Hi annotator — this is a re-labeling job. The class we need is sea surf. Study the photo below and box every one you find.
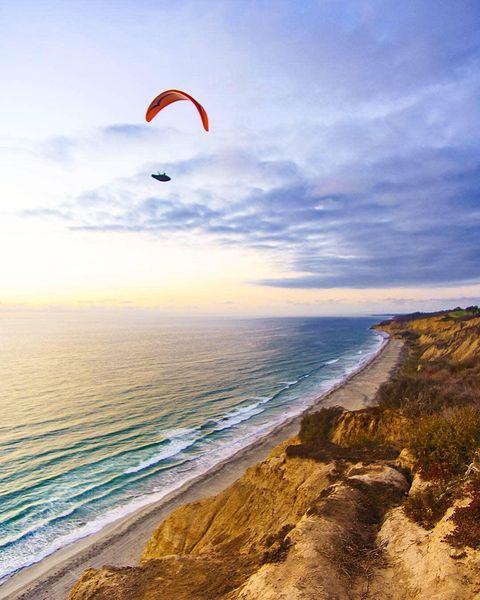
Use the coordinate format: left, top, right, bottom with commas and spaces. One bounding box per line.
0, 314, 387, 581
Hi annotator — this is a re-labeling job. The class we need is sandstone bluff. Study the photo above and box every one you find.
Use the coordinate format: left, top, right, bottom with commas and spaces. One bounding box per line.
68, 309, 480, 600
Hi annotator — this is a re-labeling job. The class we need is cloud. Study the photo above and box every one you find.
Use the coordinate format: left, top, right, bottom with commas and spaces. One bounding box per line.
102, 124, 151, 138
383, 296, 480, 306
23, 138, 480, 290
15, 1, 480, 291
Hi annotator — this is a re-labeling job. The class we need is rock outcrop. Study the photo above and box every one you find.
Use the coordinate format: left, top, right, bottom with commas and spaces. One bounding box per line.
232, 463, 409, 600
377, 313, 480, 363
331, 407, 409, 448
68, 443, 409, 600
368, 490, 480, 600
69, 310, 480, 600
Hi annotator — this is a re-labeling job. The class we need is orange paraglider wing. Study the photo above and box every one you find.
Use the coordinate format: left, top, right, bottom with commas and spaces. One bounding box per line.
145, 89, 209, 131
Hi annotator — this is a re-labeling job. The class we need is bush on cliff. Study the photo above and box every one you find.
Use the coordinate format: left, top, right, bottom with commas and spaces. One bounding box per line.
408, 406, 480, 480
377, 373, 444, 416
298, 406, 344, 449
403, 483, 455, 529
377, 353, 480, 419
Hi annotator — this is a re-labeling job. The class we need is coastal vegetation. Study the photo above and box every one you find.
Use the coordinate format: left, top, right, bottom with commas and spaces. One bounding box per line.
67, 308, 480, 599
290, 308, 480, 548
297, 406, 344, 449
448, 305, 480, 319
376, 311, 480, 543
286, 405, 400, 462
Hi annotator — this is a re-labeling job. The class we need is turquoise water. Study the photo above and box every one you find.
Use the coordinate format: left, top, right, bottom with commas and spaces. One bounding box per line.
0, 313, 386, 580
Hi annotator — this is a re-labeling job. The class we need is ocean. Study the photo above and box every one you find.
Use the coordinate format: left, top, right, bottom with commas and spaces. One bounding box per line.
0, 313, 386, 580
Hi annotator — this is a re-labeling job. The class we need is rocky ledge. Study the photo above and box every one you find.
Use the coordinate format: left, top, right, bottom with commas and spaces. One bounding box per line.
69, 308, 480, 599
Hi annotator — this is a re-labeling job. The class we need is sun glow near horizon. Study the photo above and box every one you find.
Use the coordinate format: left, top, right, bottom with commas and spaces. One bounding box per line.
1, 1, 479, 316
2, 213, 479, 316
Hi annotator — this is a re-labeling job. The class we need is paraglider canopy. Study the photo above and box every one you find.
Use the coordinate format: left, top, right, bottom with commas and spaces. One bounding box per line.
145, 89, 209, 131
151, 172, 171, 182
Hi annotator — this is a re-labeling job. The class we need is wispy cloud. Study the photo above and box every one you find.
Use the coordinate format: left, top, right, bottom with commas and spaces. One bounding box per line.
11, 1, 480, 292
24, 139, 480, 289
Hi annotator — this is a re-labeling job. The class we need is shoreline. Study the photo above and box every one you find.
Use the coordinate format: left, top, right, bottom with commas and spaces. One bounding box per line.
0, 333, 403, 600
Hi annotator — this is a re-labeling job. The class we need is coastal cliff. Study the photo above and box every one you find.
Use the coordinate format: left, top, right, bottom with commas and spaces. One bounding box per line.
376, 310, 480, 362
68, 443, 409, 600
69, 309, 480, 600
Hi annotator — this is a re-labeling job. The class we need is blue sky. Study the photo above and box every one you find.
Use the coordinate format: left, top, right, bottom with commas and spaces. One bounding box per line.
1, 1, 479, 315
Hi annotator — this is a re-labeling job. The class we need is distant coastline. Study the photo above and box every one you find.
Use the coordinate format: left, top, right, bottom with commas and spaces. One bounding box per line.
65, 308, 480, 600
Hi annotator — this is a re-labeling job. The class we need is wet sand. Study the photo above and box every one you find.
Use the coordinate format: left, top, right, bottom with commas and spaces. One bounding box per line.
0, 336, 403, 600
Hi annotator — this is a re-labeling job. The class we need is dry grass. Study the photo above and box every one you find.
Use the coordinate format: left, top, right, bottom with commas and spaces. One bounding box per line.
408, 406, 480, 481
298, 406, 344, 449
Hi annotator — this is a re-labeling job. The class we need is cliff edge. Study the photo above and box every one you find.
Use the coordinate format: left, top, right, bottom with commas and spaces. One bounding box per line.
69, 309, 480, 599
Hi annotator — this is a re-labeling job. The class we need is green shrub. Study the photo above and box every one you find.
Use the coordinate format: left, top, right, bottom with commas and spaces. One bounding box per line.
404, 483, 455, 529
298, 406, 344, 450
408, 406, 480, 480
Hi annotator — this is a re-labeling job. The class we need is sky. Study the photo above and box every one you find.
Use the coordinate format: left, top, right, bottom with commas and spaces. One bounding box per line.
1, 0, 479, 316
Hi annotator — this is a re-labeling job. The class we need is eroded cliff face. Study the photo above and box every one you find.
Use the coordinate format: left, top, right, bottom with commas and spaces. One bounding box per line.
377, 314, 480, 363
69, 312, 480, 600
68, 415, 480, 600
142, 440, 332, 561
68, 441, 409, 600
368, 492, 480, 600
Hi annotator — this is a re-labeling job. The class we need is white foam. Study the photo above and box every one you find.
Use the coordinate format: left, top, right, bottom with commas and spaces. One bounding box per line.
213, 403, 264, 432
0, 504, 78, 550
123, 428, 198, 475
0, 330, 391, 583
124, 440, 195, 474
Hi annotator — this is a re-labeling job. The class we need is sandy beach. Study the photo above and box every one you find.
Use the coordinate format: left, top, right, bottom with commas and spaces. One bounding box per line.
0, 335, 403, 600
